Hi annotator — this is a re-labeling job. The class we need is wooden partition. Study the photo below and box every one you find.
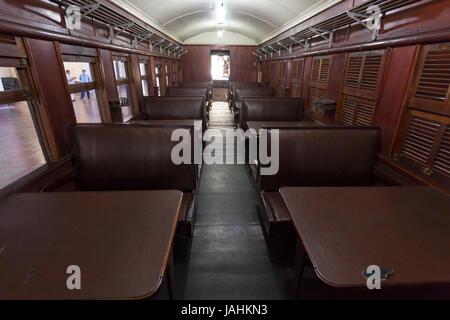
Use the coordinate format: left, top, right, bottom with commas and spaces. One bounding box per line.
0, 0, 182, 197
257, 0, 450, 194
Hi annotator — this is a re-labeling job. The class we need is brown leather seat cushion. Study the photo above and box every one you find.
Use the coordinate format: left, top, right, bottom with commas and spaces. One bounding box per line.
72, 124, 196, 191
240, 97, 304, 130
261, 192, 291, 222
259, 126, 380, 190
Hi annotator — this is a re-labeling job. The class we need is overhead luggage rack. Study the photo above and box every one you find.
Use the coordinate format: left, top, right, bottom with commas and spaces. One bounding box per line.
253, 0, 420, 59
51, 0, 187, 57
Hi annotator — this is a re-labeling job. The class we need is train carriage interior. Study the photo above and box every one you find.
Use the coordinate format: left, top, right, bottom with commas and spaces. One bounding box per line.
0, 0, 449, 305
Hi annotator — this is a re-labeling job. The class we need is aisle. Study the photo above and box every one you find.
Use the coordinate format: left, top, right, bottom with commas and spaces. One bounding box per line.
177, 102, 289, 299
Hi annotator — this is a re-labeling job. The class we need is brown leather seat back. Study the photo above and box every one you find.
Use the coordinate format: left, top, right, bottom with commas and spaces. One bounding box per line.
234, 87, 275, 104
230, 82, 262, 100
72, 124, 196, 191
165, 87, 208, 99
240, 98, 304, 130
259, 126, 380, 190
175, 81, 211, 88
143, 96, 205, 120
173, 82, 212, 100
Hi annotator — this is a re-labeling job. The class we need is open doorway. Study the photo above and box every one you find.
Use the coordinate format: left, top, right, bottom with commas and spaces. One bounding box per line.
210, 50, 230, 80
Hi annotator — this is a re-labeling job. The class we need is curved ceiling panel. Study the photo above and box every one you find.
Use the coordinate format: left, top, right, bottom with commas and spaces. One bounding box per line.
165, 11, 275, 42
111, 0, 343, 44
184, 31, 257, 45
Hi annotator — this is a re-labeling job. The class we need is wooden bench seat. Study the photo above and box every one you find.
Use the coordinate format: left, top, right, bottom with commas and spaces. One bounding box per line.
42, 124, 199, 237
257, 126, 380, 237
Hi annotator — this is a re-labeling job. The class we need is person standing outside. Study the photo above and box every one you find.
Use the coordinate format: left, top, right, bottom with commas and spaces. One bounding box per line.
66, 70, 76, 102
79, 69, 91, 100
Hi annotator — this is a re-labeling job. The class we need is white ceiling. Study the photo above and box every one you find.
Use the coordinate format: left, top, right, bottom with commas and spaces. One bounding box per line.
110, 0, 342, 45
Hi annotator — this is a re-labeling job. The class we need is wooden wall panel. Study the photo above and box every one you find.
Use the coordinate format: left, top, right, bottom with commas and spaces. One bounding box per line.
182, 45, 257, 82
301, 57, 313, 100
229, 46, 257, 82
327, 53, 345, 102
182, 46, 212, 81
25, 38, 75, 157
129, 54, 141, 114
98, 49, 118, 101
373, 45, 418, 155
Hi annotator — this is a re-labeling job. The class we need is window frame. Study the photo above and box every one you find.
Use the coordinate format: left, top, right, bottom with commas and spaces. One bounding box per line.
139, 56, 152, 97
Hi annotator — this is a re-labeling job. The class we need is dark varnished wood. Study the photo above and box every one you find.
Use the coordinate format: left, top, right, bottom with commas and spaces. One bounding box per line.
280, 186, 450, 288
247, 120, 319, 132
0, 190, 182, 299
24, 38, 75, 157
182, 45, 257, 82
374, 45, 418, 155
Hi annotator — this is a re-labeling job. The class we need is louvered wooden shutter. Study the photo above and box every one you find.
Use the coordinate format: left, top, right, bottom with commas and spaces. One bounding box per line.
409, 42, 450, 116
392, 42, 450, 191
269, 62, 278, 88
308, 56, 330, 111
311, 56, 330, 88
393, 110, 449, 189
290, 58, 304, 98
309, 87, 327, 116
277, 61, 287, 96
338, 50, 387, 126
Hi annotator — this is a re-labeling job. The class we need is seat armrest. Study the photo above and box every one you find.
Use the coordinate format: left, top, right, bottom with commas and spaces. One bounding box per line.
40, 170, 77, 192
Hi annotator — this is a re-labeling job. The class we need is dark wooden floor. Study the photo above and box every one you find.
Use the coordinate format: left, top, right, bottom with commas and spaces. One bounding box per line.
171, 102, 449, 300
174, 102, 292, 299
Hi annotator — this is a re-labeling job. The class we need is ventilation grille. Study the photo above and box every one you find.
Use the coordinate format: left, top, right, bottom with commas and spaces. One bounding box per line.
361, 55, 383, 91
310, 88, 327, 113
292, 59, 304, 81
354, 100, 375, 126
340, 96, 375, 126
415, 49, 450, 102
341, 97, 357, 126
401, 116, 440, 166
292, 61, 298, 80
344, 53, 383, 93
319, 58, 330, 83
345, 56, 363, 88
312, 58, 320, 82
433, 126, 450, 175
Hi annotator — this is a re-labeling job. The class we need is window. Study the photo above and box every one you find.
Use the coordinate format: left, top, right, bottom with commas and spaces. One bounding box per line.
392, 42, 450, 191
337, 50, 387, 126
0, 59, 47, 189
63, 55, 104, 123
139, 59, 151, 97
210, 54, 230, 80
113, 56, 133, 122
165, 62, 170, 87
155, 61, 162, 96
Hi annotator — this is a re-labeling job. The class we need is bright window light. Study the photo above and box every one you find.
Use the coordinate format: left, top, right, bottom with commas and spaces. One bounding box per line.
218, 30, 223, 37
216, 1, 226, 24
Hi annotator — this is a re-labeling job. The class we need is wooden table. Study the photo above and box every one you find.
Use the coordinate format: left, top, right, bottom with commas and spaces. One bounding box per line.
280, 186, 450, 293
247, 120, 319, 133
0, 190, 182, 299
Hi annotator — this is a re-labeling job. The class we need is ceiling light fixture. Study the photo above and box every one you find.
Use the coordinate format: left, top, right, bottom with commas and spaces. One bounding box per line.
216, 0, 226, 25
218, 29, 223, 37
